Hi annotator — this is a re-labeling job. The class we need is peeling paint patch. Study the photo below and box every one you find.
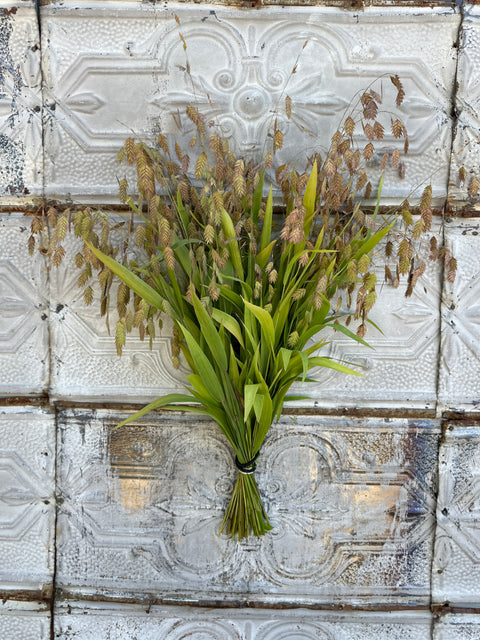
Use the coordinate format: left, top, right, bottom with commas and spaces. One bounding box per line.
0, 9, 26, 196
0, 133, 25, 194
0, 7, 14, 88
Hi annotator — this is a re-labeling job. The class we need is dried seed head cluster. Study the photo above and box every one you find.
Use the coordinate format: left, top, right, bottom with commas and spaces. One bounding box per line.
29, 75, 454, 357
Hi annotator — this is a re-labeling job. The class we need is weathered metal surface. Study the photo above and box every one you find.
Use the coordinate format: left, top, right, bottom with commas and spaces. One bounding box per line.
439, 218, 480, 414
448, 6, 480, 211
433, 422, 480, 608
434, 613, 480, 639
40, 1, 458, 204
0, 214, 49, 397
55, 409, 439, 607
54, 602, 434, 639
0, 2, 42, 203
0, 407, 55, 596
0, 600, 50, 640
2, 0, 480, 635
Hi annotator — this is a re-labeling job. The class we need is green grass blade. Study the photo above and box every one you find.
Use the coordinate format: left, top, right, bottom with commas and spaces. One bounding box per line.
260, 187, 273, 253
211, 308, 245, 348
243, 299, 275, 353
86, 242, 164, 311
303, 159, 317, 238
115, 393, 198, 429
244, 383, 260, 422
179, 324, 225, 403
353, 219, 395, 261
308, 356, 363, 376
324, 322, 373, 349
191, 289, 228, 371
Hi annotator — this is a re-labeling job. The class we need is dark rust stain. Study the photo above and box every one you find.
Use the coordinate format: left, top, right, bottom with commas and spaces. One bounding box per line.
52, 399, 436, 420
6, 191, 474, 220
0, 585, 52, 602
0, 395, 50, 408
2, 7, 17, 16
162, 0, 454, 8
446, 202, 480, 218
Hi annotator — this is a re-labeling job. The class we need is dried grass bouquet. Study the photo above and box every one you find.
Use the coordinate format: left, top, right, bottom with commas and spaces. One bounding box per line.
30, 76, 455, 539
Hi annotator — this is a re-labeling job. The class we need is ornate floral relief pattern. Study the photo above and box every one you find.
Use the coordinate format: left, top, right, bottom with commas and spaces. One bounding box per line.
289, 251, 441, 409
56, 410, 438, 605
0, 600, 50, 640
0, 408, 55, 592
53, 601, 433, 640
448, 9, 480, 204
49, 244, 186, 401
41, 3, 458, 201
0, 215, 49, 396
439, 220, 480, 411
433, 424, 480, 607
0, 5, 42, 198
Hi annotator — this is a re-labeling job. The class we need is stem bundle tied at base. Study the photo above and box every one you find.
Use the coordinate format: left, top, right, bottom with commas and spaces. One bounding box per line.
221, 469, 272, 540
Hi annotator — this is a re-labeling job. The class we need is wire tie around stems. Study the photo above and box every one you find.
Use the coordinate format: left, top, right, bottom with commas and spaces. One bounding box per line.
235, 451, 260, 474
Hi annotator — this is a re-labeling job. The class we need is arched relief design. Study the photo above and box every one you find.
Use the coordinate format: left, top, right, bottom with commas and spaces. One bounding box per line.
255, 620, 334, 640
56, 411, 438, 602
164, 619, 242, 640
41, 4, 458, 201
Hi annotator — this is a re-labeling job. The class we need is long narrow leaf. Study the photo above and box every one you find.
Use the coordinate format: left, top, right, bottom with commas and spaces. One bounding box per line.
86, 242, 164, 311
179, 324, 225, 403
353, 219, 395, 261
260, 187, 273, 252
115, 393, 198, 429
243, 299, 275, 353
211, 308, 245, 348
308, 356, 363, 376
191, 289, 228, 371
303, 159, 317, 238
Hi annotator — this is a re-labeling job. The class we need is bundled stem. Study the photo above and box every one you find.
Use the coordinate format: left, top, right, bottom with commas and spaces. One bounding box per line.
221, 471, 272, 540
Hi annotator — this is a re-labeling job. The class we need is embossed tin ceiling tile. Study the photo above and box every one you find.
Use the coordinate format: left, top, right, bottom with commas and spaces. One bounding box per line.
48, 235, 186, 402
0, 407, 55, 595
54, 601, 434, 640
433, 423, 480, 608
438, 219, 480, 414
0, 600, 50, 640
40, 2, 459, 204
0, 2, 42, 202
289, 223, 442, 411
48, 218, 442, 409
434, 613, 480, 640
0, 215, 49, 396
56, 409, 439, 606
448, 6, 480, 210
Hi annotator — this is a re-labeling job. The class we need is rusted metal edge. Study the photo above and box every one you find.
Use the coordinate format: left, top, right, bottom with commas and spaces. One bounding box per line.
0, 202, 451, 215
441, 414, 480, 425
53, 588, 433, 612
0, 395, 459, 420
0, 395, 50, 408
431, 603, 480, 616
37, 0, 458, 7
0, 586, 53, 603
49, 399, 437, 419
5, 396, 477, 421
446, 202, 480, 218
